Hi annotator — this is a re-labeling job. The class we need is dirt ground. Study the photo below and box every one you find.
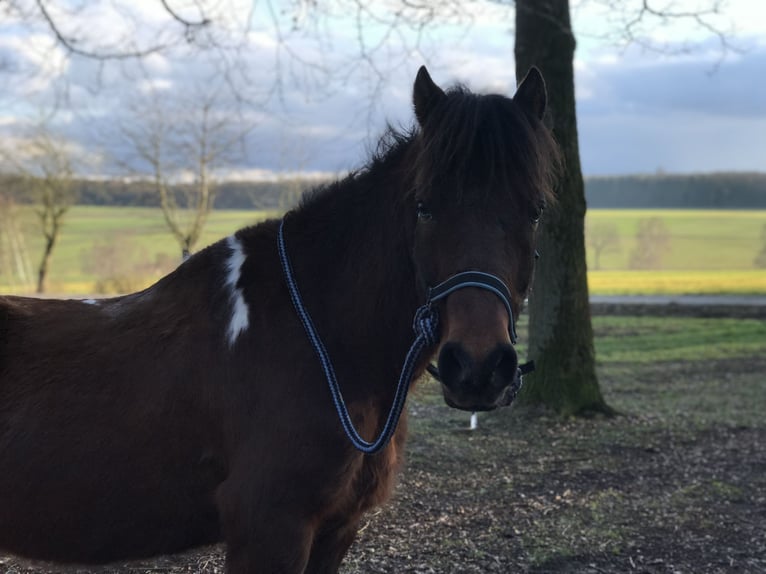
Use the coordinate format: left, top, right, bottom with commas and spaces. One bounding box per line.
2, 306, 764, 574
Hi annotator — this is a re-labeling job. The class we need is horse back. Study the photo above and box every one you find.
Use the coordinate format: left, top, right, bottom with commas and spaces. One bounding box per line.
0, 277, 228, 561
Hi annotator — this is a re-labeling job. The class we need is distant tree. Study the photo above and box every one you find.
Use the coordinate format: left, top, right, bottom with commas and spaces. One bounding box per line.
754, 224, 766, 269
586, 221, 621, 270
0, 189, 34, 289
0, 196, 11, 279
629, 217, 671, 269
2, 0, 216, 61
0, 127, 77, 293
81, 236, 177, 294
31, 132, 78, 292
121, 89, 250, 259
278, 179, 307, 212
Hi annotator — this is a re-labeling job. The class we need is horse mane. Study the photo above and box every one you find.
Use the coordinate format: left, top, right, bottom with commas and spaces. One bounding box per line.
296, 126, 415, 213
296, 82, 560, 222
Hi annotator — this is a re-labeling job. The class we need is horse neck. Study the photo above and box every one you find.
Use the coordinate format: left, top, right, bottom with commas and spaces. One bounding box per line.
285, 158, 419, 388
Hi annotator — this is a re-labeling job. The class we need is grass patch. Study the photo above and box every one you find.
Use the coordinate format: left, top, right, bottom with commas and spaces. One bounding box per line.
593, 315, 766, 363
0, 206, 274, 294
587, 209, 766, 271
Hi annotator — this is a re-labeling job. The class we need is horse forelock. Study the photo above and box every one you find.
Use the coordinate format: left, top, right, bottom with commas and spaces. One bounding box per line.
412, 87, 560, 211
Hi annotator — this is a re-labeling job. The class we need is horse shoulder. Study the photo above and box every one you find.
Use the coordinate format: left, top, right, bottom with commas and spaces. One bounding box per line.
354, 415, 408, 514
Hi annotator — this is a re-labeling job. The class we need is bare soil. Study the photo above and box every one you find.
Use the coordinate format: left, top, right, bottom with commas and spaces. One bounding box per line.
2, 306, 765, 574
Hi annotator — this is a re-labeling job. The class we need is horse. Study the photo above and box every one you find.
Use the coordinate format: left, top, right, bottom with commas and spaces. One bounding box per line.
0, 66, 559, 573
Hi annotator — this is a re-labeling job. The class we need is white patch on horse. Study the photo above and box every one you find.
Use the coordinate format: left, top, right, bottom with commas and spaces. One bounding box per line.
81, 299, 99, 305
225, 235, 250, 346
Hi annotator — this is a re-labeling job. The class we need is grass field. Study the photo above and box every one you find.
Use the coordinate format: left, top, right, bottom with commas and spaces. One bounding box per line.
1, 206, 765, 295
0, 206, 275, 294
587, 209, 765, 270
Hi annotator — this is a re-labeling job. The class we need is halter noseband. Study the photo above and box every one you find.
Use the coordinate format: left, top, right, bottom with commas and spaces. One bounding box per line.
424, 271, 534, 389
427, 270, 518, 344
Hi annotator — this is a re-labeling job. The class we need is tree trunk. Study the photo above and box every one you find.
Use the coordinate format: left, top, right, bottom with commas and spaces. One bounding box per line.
36, 235, 55, 294
515, 0, 612, 416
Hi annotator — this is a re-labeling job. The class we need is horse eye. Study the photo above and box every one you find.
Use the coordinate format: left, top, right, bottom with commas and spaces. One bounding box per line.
416, 201, 433, 221
535, 250, 541, 260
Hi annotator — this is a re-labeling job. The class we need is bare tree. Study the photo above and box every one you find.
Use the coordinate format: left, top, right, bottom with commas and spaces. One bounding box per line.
629, 217, 671, 269
0, 195, 24, 284
0, 193, 34, 289
2, 0, 222, 61
0, 127, 77, 293
755, 224, 766, 269
80, 234, 176, 294
587, 221, 621, 270
121, 89, 250, 259
32, 132, 76, 293
589, 0, 739, 67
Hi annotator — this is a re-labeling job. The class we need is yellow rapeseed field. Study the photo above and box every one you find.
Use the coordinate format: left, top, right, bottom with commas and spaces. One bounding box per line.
588, 270, 766, 295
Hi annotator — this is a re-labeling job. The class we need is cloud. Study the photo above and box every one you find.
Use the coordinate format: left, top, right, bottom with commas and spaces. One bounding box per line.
580, 110, 766, 175
576, 42, 766, 174
579, 44, 766, 117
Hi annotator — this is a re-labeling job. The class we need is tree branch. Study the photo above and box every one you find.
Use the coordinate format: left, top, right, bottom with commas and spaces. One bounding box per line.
35, 0, 172, 60
159, 0, 211, 29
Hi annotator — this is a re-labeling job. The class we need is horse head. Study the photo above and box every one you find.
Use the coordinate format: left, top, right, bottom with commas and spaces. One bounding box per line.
410, 66, 558, 411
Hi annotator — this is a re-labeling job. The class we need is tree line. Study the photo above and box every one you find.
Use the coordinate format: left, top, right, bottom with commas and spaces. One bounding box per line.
586, 172, 766, 209
3, 171, 765, 211
0, 174, 314, 211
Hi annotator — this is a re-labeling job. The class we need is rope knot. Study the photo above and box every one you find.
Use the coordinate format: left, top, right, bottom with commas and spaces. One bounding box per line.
413, 304, 439, 347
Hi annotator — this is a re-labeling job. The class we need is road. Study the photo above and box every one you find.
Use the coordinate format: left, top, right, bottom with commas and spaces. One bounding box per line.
590, 295, 766, 306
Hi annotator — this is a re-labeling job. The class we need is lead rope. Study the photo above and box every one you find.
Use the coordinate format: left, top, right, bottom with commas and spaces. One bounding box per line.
278, 219, 440, 455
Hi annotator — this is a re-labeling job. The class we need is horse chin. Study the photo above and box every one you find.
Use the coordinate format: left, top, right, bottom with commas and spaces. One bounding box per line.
440, 386, 502, 412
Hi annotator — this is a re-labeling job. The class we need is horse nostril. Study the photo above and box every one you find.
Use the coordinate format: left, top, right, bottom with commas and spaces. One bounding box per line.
437, 342, 473, 388
486, 345, 518, 386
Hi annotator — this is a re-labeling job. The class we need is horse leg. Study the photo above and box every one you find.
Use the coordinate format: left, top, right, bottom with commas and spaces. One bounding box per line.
220, 505, 314, 574
303, 516, 360, 574
217, 478, 314, 574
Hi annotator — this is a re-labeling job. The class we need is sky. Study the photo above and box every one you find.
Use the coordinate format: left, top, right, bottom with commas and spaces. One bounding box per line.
0, 0, 764, 180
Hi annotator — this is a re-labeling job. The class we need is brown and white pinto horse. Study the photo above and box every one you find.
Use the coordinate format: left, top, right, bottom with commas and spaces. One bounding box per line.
0, 67, 558, 573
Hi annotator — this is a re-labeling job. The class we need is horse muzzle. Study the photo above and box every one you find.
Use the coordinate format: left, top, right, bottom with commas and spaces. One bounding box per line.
421, 270, 524, 411
436, 341, 520, 411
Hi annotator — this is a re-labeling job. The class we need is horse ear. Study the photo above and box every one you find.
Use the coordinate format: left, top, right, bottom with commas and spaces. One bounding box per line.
514, 66, 547, 120
413, 66, 446, 126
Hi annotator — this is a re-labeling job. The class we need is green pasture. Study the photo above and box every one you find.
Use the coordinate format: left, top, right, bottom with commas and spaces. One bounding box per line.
587, 209, 765, 270
0, 206, 275, 293
1, 206, 765, 295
